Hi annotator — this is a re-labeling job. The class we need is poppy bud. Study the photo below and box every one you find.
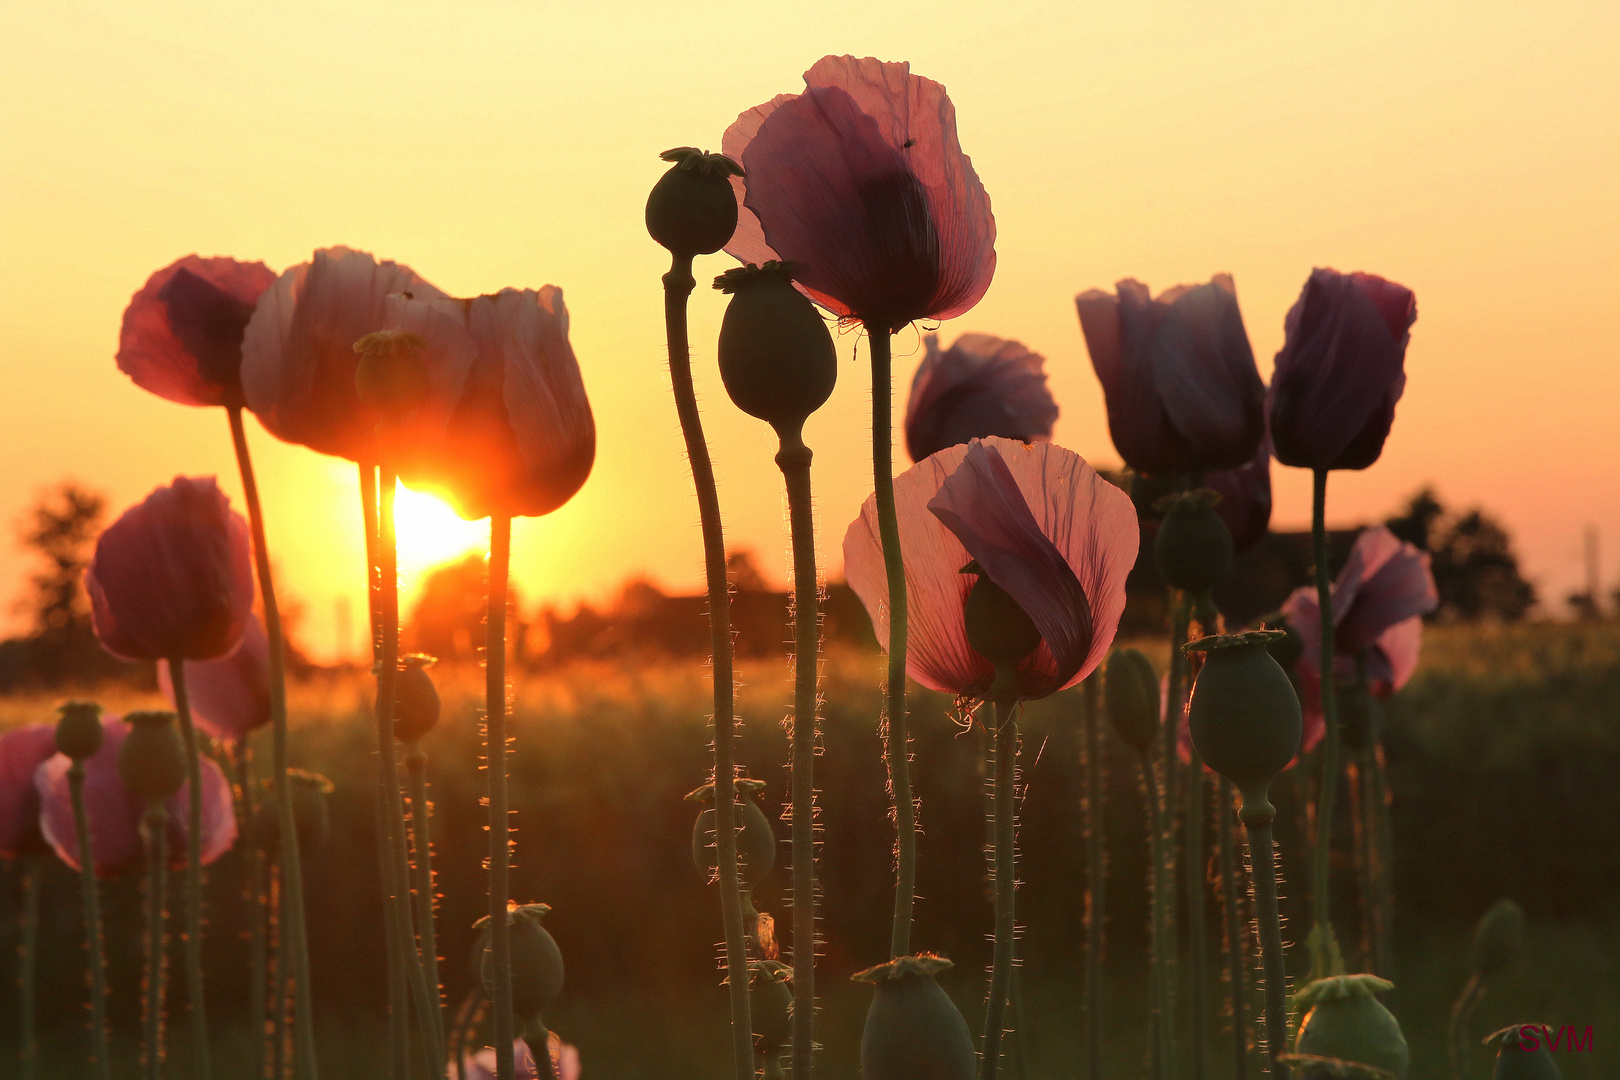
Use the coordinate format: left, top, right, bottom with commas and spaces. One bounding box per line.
688, 777, 777, 888
55, 701, 105, 762
1185, 631, 1302, 820
1104, 648, 1160, 754
118, 711, 187, 803
646, 147, 743, 256
750, 960, 793, 1068
853, 955, 975, 1080
254, 769, 334, 858
1486, 1025, 1564, 1080
715, 262, 837, 437
394, 654, 440, 743
1154, 490, 1233, 593
478, 903, 565, 1018
1470, 899, 1525, 980
1293, 974, 1409, 1079
960, 563, 1042, 694
353, 330, 431, 419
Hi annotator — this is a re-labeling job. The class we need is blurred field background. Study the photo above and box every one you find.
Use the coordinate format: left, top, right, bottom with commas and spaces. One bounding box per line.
0, 618, 1616, 1078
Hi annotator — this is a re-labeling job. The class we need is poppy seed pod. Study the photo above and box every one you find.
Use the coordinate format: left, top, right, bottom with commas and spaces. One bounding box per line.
1105, 648, 1160, 754
353, 330, 432, 420
479, 903, 565, 1017
688, 777, 777, 888
253, 769, 334, 858
750, 960, 794, 1062
1294, 974, 1410, 1080
1185, 631, 1302, 819
714, 262, 837, 436
118, 711, 187, 803
394, 654, 441, 743
853, 955, 975, 1080
1470, 899, 1526, 980
647, 147, 744, 256
961, 563, 1042, 694
1154, 490, 1234, 593
55, 702, 105, 762
1487, 1026, 1564, 1080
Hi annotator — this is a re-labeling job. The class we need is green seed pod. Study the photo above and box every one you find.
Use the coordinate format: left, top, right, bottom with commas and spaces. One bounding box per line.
1470, 899, 1525, 980
55, 701, 104, 762
714, 262, 837, 436
1185, 631, 1302, 819
688, 777, 777, 888
1487, 1025, 1564, 1080
1295, 974, 1410, 1080
1154, 490, 1234, 592
394, 654, 441, 743
854, 955, 976, 1080
352, 330, 431, 418
1104, 647, 1160, 754
750, 960, 793, 1060
254, 769, 335, 858
478, 903, 565, 1017
118, 711, 187, 803
646, 147, 743, 256
960, 565, 1042, 679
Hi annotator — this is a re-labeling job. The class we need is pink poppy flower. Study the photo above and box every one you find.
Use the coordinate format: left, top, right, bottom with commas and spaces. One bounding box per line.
1075, 275, 1265, 477
117, 255, 279, 408
904, 332, 1058, 463
723, 54, 996, 331
0, 725, 58, 858
1268, 268, 1416, 472
86, 476, 255, 663
36, 715, 237, 877
844, 437, 1136, 701
158, 614, 271, 744
461, 1037, 580, 1080
240, 246, 453, 462
384, 287, 596, 520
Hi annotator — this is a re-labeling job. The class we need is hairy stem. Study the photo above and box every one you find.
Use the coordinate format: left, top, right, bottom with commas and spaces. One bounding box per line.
168, 659, 213, 1080
407, 744, 444, 1052
68, 767, 114, 1080
487, 513, 517, 1080
1218, 780, 1248, 1080
1142, 753, 1171, 1080
142, 804, 170, 1080
1243, 810, 1291, 1080
1448, 973, 1484, 1080
1186, 746, 1209, 1079
1082, 677, 1105, 1080
1309, 467, 1341, 970
235, 748, 268, 1080
981, 704, 1018, 1080
19, 853, 40, 1080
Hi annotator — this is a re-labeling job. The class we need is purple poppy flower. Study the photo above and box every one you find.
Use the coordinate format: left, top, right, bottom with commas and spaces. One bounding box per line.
1268, 268, 1417, 471
158, 614, 271, 744
1076, 274, 1265, 476
1205, 436, 1274, 553
86, 476, 255, 662
0, 725, 58, 858
724, 54, 996, 331
904, 332, 1058, 463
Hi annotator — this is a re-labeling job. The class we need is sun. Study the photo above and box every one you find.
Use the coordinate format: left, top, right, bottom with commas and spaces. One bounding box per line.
393, 483, 489, 593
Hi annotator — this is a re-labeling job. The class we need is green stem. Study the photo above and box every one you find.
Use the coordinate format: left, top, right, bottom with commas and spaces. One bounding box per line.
229, 404, 319, 1080
269, 862, 287, 1080
866, 327, 916, 959
1448, 973, 1483, 1080
662, 252, 752, 1080
1081, 677, 1105, 1080
1186, 747, 1209, 1079
1142, 754, 1171, 1080
1366, 734, 1394, 980
142, 803, 170, 1080
486, 512, 516, 1080
69, 767, 114, 1080
1159, 594, 1191, 1077
1241, 807, 1291, 1080
407, 744, 445, 1052
168, 659, 213, 1080
1309, 467, 1341, 967
777, 430, 819, 1080
237, 748, 268, 1080
1218, 780, 1248, 1080
19, 853, 40, 1080
980, 703, 1018, 1080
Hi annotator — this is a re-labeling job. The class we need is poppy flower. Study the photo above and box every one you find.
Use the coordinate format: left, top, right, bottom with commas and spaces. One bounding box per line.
117, 255, 279, 408
1075, 275, 1265, 477
158, 614, 271, 744
35, 714, 237, 876
240, 246, 455, 462
384, 287, 595, 521
1282, 527, 1438, 748
0, 725, 58, 858
723, 54, 996, 331
1204, 436, 1274, 553
1268, 268, 1416, 472
904, 333, 1058, 463
844, 437, 1136, 701
86, 476, 254, 663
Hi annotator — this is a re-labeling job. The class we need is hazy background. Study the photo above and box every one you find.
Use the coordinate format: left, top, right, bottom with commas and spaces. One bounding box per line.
3, 0, 1617, 659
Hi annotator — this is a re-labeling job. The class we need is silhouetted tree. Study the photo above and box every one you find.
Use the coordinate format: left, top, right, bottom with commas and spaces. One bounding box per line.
407, 553, 519, 662
1386, 487, 1536, 621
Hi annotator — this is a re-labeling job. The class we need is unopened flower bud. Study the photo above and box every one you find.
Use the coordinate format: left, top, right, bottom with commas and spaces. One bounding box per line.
1104, 648, 1160, 754
478, 903, 565, 1018
118, 711, 186, 803
715, 262, 837, 437
1486, 1025, 1563, 1080
394, 654, 440, 743
960, 562, 1041, 700
646, 147, 743, 256
688, 777, 777, 889
353, 330, 431, 418
1185, 631, 1302, 820
1470, 899, 1525, 980
854, 955, 975, 1080
55, 701, 105, 762
1294, 974, 1410, 1080
1154, 489, 1233, 592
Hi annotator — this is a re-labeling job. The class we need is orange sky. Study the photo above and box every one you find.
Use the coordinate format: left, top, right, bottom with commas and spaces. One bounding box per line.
2, 2, 1617, 660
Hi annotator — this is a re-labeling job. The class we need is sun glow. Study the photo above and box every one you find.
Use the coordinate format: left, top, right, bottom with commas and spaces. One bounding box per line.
393, 483, 489, 597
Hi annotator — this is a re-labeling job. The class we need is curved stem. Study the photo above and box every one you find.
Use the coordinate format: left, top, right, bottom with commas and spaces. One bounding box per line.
1081, 678, 1105, 1080
69, 768, 114, 1079
1218, 780, 1248, 1080
865, 327, 915, 959
142, 803, 171, 1080
228, 404, 318, 1080
236, 748, 268, 1080
1241, 809, 1291, 1080
1309, 467, 1341, 971
980, 704, 1018, 1080
487, 512, 517, 1080
778, 432, 820, 1080
662, 252, 752, 1079
19, 853, 40, 1080
407, 744, 444, 1051
168, 659, 213, 1080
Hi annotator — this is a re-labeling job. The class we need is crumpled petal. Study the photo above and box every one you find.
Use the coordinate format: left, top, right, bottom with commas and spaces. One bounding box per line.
0, 725, 58, 857
159, 615, 271, 743
904, 332, 1057, 462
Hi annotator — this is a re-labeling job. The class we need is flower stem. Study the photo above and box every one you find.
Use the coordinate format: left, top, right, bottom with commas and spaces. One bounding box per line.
68, 765, 114, 1080
168, 658, 213, 1080
1185, 745, 1209, 1079
662, 252, 752, 1080
1141, 752, 1172, 1080
1158, 593, 1191, 1077
1081, 677, 1105, 1080
981, 703, 1018, 1080
1218, 779, 1248, 1080
19, 853, 40, 1080
406, 743, 444, 1051
1240, 805, 1291, 1080
865, 327, 915, 960
486, 512, 518, 1080
1308, 467, 1342, 977
228, 404, 319, 1080
777, 429, 820, 1080
234, 748, 268, 1080
142, 803, 170, 1080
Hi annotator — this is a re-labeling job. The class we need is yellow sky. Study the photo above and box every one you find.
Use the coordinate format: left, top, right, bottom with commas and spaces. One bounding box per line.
2, 1, 1617, 660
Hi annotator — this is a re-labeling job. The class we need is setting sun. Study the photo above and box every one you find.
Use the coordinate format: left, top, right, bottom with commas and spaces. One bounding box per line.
393, 483, 488, 595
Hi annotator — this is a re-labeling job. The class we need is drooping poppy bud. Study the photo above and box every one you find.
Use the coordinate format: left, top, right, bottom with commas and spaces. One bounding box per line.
1154, 489, 1234, 593
1184, 631, 1302, 818
158, 614, 271, 744
1104, 648, 1160, 755
904, 333, 1058, 463
749, 960, 793, 1077
55, 702, 105, 762
688, 777, 777, 889
1486, 1026, 1564, 1080
1469, 899, 1525, 980
1293, 975, 1410, 1080
646, 147, 744, 257
853, 954, 975, 1080
478, 903, 565, 1018
714, 262, 837, 437
0, 725, 58, 858
394, 654, 441, 743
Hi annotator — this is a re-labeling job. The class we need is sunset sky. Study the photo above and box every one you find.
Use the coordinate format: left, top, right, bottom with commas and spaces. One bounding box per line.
3, 2, 1616, 660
